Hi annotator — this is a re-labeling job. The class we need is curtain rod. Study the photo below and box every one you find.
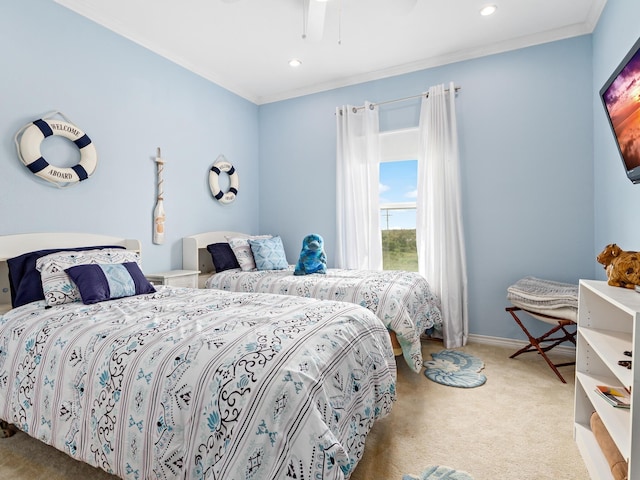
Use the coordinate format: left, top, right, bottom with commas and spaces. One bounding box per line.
349, 85, 462, 113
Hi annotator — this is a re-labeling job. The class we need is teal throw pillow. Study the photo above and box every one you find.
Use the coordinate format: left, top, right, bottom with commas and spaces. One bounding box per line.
248, 236, 288, 270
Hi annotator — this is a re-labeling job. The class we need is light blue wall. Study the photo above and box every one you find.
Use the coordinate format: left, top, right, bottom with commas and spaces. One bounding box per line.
5, 0, 634, 342
0, 0, 260, 272
259, 37, 595, 340
592, 0, 640, 271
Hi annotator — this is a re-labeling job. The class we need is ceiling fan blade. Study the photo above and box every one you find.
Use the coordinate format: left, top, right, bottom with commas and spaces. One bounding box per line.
304, 0, 327, 41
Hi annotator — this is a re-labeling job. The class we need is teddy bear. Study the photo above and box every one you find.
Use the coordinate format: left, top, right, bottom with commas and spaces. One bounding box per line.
294, 234, 327, 276
597, 243, 640, 288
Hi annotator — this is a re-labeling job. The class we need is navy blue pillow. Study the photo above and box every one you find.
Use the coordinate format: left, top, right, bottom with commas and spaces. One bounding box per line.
65, 262, 156, 305
206, 243, 240, 272
7, 245, 125, 308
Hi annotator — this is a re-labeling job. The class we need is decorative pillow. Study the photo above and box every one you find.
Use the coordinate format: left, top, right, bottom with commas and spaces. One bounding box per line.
65, 262, 156, 305
36, 249, 141, 307
226, 235, 272, 271
249, 236, 288, 270
206, 243, 240, 272
7, 245, 125, 308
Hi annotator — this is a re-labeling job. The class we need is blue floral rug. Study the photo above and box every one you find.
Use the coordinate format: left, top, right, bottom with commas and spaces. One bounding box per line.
403, 465, 474, 480
423, 350, 486, 388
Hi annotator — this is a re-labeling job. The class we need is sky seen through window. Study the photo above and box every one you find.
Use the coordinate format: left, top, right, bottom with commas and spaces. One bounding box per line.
379, 159, 417, 230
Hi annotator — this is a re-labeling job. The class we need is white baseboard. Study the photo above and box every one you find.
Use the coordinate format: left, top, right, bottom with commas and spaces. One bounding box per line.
468, 333, 576, 358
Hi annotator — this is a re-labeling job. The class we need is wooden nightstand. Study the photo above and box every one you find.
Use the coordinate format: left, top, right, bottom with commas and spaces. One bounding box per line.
145, 270, 200, 288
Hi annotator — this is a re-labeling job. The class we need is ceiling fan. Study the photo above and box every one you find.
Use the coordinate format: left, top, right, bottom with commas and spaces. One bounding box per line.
301, 0, 417, 42
220, 0, 417, 43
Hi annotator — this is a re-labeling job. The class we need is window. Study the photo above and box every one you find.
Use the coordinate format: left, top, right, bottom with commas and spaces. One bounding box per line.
379, 128, 419, 271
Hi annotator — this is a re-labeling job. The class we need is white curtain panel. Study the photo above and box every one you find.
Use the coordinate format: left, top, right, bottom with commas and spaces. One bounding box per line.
416, 82, 468, 348
335, 102, 382, 270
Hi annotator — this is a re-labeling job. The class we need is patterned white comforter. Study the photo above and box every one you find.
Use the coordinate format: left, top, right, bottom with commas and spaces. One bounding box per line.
0, 286, 396, 480
205, 267, 442, 372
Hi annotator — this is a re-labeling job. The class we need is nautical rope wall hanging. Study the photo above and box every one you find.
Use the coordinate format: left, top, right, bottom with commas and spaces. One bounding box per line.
14, 111, 97, 188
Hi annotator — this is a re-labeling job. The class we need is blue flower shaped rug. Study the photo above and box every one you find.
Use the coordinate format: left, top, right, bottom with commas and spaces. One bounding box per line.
423, 349, 487, 388
403, 465, 474, 480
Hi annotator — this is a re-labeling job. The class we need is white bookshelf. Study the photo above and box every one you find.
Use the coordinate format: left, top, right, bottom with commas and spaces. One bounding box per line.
575, 279, 640, 479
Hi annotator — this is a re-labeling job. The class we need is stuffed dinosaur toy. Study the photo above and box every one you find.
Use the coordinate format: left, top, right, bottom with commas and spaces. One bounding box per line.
294, 234, 327, 276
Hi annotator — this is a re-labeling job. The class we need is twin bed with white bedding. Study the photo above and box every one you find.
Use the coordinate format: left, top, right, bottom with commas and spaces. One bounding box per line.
183, 231, 443, 373
0, 232, 396, 480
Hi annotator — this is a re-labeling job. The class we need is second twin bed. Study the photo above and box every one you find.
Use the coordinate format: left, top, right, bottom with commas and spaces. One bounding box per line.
183, 231, 443, 372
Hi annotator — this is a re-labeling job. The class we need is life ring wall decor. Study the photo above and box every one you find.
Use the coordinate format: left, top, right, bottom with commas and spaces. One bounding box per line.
209, 155, 238, 205
14, 113, 97, 188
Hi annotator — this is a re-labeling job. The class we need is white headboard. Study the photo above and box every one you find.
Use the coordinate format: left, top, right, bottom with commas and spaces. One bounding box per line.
182, 231, 249, 286
0, 232, 140, 313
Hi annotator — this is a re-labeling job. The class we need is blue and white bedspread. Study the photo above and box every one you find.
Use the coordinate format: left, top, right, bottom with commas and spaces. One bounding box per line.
0, 286, 396, 480
205, 267, 442, 372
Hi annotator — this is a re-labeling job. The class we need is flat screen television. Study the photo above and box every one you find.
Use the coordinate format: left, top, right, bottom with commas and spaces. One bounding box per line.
600, 36, 640, 184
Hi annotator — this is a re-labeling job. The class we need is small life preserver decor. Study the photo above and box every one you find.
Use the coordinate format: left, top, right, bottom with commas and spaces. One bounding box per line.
209, 155, 238, 205
14, 112, 97, 188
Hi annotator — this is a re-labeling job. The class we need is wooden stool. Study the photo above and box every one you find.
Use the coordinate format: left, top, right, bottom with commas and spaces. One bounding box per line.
506, 306, 577, 383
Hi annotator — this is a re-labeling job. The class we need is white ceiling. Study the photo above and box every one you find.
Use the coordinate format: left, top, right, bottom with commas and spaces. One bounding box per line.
54, 0, 607, 105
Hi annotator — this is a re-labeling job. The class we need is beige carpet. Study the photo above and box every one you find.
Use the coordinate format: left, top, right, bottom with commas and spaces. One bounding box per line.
0, 341, 589, 480
351, 341, 589, 480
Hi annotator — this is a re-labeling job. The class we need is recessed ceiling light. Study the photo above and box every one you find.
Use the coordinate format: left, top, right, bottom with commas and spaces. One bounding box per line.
480, 4, 497, 16
289, 59, 302, 67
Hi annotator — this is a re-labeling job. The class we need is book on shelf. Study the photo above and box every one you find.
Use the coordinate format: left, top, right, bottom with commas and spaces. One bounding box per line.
595, 385, 631, 409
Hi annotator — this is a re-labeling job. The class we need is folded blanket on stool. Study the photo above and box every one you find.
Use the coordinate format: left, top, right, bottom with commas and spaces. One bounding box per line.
591, 411, 628, 480
507, 276, 578, 320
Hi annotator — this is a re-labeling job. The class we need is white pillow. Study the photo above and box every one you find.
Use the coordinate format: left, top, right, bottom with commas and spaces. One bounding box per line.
36, 248, 141, 306
226, 235, 271, 271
